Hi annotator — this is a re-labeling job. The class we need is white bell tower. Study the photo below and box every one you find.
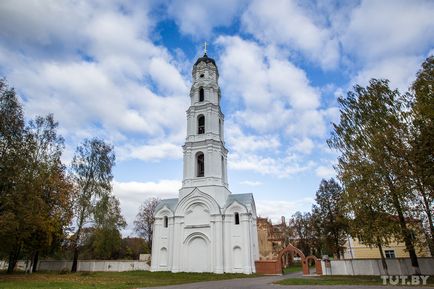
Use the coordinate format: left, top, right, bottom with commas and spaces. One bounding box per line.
179, 50, 230, 206
151, 47, 259, 274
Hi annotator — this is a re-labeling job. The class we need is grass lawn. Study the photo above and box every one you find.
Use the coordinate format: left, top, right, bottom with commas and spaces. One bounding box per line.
282, 264, 303, 274
276, 275, 434, 286
0, 270, 256, 289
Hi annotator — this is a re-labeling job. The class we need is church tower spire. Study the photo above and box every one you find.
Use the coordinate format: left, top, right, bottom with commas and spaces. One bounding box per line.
179, 51, 230, 204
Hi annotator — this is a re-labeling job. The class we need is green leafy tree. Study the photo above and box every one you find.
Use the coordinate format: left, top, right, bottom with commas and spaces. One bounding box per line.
90, 195, 126, 259
409, 56, 434, 254
289, 212, 319, 256
339, 160, 400, 274
22, 115, 73, 272
0, 79, 27, 272
314, 178, 348, 259
328, 79, 421, 274
70, 138, 115, 272
309, 208, 327, 257
0, 80, 72, 273
119, 237, 147, 260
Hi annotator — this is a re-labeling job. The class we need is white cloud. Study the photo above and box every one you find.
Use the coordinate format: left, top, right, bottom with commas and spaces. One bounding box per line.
117, 142, 182, 161
113, 179, 180, 235
315, 165, 336, 179
0, 0, 190, 162
293, 138, 315, 154
341, 0, 434, 62
240, 180, 263, 187
256, 198, 314, 223
215, 35, 336, 177
242, 0, 340, 69
216, 36, 322, 135
226, 123, 280, 153
166, 0, 247, 38
268, 59, 320, 110
340, 0, 434, 91
352, 56, 423, 92
148, 57, 189, 95
228, 153, 315, 178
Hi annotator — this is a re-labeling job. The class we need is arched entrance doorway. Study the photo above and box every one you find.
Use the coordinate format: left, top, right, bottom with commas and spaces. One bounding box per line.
187, 236, 210, 272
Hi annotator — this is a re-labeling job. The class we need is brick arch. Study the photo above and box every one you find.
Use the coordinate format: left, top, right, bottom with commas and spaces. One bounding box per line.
277, 243, 308, 275
305, 255, 322, 275
255, 243, 324, 275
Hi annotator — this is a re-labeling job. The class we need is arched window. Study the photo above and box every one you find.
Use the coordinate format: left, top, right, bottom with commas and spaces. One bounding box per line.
199, 87, 204, 102
196, 152, 204, 177
198, 115, 205, 134
164, 216, 168, 228
221, 156, 224, 180
234, 212, 240, 225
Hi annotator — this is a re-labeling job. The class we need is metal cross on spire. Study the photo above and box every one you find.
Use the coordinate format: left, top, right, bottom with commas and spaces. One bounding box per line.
204, 41, 207, 55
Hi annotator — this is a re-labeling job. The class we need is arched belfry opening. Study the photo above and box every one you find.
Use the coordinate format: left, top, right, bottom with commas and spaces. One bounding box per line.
199, 87, 204, 102
234, 212, 240, 225
198, 115, 205, 134
196, 152, 204, 177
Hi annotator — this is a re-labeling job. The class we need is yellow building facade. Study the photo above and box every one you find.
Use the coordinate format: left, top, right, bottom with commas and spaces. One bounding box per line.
343, 237, 431, 259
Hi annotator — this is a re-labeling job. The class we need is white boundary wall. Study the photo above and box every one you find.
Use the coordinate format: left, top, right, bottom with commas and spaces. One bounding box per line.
322, 258, 434, 276
38, 260, 150, 272
0, 260, 150, 272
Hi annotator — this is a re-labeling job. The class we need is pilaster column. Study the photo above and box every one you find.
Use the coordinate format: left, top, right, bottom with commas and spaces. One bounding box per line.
215, 215, 224, 273
150, 221, 160, 271
168, 217, 174, 270
171, 216, 181, 272
241, 213, 252, 274
223, 214, 232, 272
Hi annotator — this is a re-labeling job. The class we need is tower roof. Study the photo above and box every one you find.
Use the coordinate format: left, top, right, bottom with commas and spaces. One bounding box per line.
194, 53, 217, 67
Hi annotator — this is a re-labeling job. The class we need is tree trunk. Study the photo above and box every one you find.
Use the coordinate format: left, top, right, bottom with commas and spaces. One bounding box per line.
71, 247, 79, 272
72, 208, 86, 272
335, 234, 341, 259
377, 241, 389, 275
396, 207, 420, 274
388, 180, 420, 275
420, 188, 434, 255
406, 159, 434, 255
7, 246, 21, 274
32, 251, 39, 273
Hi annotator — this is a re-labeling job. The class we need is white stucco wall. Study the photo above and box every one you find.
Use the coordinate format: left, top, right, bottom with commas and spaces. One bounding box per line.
151, 189, 258, 274
322, 258, 434, 276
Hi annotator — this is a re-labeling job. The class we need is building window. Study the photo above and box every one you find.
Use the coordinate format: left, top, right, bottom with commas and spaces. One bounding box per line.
221, 156, 224, 180
200, 74, 204, 78
198, 115, 205, 134
385, 250, 395, 259
196, 152, 204, 177
164, 216, 168, 228
199, 87, 204, 102
219, 119, 221, 138
234, 212, 240, 225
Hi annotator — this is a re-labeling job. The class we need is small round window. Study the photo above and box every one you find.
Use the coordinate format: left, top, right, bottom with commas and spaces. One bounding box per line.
200, 74, 204, 78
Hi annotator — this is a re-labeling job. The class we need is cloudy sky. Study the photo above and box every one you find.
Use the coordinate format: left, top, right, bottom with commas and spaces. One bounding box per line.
1, 0, 433, 235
